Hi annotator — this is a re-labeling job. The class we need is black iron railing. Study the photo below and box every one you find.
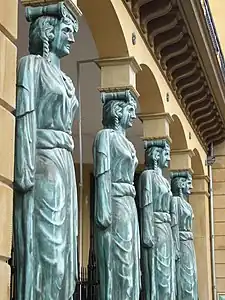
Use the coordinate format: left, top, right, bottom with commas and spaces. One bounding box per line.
73, 266, 99, 300
201, 0, 225, 80
73, 173, 99, 299
10, 260, 99, 300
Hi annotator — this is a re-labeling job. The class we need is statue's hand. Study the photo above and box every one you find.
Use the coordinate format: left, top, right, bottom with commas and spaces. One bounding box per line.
149, 239, 154, 248
142, 237, 154, 248
14, 178, 35, 193
96, 215, 112, 230
175, 250, 180, 261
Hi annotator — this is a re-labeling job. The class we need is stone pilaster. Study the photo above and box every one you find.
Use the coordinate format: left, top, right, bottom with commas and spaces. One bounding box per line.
0, 0, 17, 298
169, 149, 212, 299
213, 141, 225, 296
189, 175, 212, 300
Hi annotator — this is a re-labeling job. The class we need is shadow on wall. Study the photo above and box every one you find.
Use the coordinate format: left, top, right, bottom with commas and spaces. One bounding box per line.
137, 64, 165, 114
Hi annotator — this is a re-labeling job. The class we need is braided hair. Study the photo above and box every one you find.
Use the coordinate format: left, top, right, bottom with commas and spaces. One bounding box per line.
102, 100, 127, 130
28, 15, 74, 60
29, 16, 56, 59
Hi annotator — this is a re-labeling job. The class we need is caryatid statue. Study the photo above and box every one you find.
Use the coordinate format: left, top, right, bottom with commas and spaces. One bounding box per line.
93, 90, 141, 300
138, 139, 176, 300
14, 3, 79, 299
170, 171, 198, 299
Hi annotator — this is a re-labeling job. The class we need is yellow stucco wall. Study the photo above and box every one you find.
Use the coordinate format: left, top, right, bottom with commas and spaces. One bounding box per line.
0, 0, 17, 298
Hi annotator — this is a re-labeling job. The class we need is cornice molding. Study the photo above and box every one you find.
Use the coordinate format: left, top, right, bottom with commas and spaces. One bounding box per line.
138, 112, 173, 123
95, 56, 142, 74
123, 0, 225, 146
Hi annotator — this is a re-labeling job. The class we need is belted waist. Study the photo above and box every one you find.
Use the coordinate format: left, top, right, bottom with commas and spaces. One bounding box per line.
154, 212, 171, 224
112, 182, 136, 198
179, 231, 193, 241
36, 129, 74, 152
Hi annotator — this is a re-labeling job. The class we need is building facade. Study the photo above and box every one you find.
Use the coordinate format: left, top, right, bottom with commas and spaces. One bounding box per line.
1, 0, 225, 299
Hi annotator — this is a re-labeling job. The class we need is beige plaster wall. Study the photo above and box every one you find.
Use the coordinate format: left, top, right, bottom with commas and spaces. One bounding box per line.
0, 0, 17, 298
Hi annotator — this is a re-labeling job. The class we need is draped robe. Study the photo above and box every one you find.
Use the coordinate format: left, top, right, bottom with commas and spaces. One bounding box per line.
93, 129, 141, 300
175, 196, 198, 300
14, 55, 78, 300
139, 169, 176, 300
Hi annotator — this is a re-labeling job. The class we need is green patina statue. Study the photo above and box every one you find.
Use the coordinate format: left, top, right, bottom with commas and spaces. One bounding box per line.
13, 3, 79, 299
170, 171, 198, 299
93, 90, 141, 300
139, 139, 176, 300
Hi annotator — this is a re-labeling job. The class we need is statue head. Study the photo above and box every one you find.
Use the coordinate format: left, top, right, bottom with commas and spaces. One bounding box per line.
171, 171, 193, 198
26, 3, 78, 59
101, 90, 137, 130
144, 139, 170, 170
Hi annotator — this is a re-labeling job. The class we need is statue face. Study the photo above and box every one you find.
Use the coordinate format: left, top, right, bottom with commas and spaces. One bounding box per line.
120, 100, 137, 129
51, 19, 75, 58
183, 177, 193, 195
158, 145, 170, 169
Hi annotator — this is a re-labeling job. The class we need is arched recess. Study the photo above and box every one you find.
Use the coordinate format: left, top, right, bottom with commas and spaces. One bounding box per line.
137, 64, 165, 114
191, 148, 204, 175
170, 114, 188, 150
78, 0, 129, 57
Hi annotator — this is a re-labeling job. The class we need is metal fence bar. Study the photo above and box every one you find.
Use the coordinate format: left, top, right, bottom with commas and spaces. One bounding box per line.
201, 0, 225, 80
